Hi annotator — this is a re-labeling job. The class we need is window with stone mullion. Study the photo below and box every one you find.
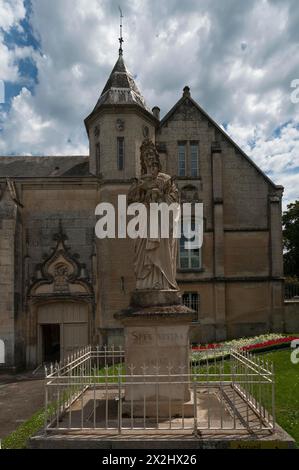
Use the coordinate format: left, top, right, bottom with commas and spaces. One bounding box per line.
179, 218, 201, 270
178, 142, 186, 177
190, 142, 199, 177
117, 137, 125, 171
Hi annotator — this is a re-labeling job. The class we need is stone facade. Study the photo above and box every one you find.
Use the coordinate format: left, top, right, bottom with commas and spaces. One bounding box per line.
0, 52, 284, 369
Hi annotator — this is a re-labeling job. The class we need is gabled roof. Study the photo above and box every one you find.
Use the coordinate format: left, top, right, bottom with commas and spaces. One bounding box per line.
160, 88, 282, 190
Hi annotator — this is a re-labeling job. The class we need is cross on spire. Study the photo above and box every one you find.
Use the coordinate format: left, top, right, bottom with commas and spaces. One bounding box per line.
118, 6, 124, 55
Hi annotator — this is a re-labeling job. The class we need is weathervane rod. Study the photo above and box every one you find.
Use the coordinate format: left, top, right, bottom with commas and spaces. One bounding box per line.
118, 6, 124, 55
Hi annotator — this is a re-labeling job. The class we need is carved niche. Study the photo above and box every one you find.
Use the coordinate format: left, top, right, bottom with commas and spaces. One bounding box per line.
116, 118, 125, 131
172, 99, 201, 122
28, 222, 93, 300
180, 185, 200, 203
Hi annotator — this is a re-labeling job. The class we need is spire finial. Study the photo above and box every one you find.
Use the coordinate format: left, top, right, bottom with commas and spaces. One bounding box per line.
118, 6, 124, 56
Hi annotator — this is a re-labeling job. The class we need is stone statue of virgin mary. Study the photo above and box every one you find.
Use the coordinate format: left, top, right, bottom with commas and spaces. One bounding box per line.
128, 139, 180, 292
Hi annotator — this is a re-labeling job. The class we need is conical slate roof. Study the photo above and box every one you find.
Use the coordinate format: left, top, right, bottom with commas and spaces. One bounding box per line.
93, 54, 151, 113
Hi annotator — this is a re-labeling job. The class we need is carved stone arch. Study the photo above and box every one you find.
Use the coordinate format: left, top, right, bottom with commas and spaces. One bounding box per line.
28, 221, 93, 300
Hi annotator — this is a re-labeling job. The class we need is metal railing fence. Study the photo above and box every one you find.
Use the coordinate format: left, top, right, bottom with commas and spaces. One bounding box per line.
44, 345, 275, 435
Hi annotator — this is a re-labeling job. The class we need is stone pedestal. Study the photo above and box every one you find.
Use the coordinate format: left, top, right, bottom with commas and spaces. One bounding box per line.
115, 290, 196, 417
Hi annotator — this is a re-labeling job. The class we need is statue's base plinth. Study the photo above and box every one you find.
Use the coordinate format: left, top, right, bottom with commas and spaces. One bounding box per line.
115, 292, 197, 415
130, 289, 181, 308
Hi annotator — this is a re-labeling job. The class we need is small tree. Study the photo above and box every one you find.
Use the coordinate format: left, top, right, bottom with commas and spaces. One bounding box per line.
283, 200, 299, 278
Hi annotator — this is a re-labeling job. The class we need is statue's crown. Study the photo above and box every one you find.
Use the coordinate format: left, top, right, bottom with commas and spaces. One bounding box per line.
140, 138, 157, 156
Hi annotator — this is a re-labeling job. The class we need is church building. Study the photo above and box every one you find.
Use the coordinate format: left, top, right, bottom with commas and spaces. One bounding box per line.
0, 44, 284, 370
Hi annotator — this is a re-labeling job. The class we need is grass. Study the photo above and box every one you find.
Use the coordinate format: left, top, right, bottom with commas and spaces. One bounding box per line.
260, 348, 299, 446
193, 348, 299, 446
1, 409, 45, 449
2, 347, 299, 448
1, 396, 65, 449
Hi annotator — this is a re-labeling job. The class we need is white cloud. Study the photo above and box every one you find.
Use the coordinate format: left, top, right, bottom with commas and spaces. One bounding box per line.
226, 120, 299, 207
0, 0, 32, 83
0, 34, 19, 82
0, 86, 88, 155
0, 0, 26, 32
0, 0, 298, 205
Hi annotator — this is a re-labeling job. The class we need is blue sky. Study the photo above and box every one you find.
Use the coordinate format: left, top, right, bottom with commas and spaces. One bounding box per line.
0, 0, 299, 207
1, 0, 38, 107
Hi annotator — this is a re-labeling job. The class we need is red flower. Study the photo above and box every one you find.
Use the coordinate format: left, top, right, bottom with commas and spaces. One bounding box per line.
191, 336, 299, 352
241, 336, 299, 351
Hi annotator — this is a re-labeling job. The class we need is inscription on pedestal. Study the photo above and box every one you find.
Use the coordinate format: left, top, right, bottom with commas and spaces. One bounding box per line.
130, 329, 185, 347
124, 324, 190, 403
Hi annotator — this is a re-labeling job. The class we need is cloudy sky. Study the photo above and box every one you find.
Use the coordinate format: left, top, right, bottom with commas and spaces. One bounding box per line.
0, 0, 298, 207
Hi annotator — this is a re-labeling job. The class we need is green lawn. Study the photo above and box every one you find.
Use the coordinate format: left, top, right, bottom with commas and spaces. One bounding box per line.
2, 348, 299, 448
192, 348, 299, 446
1, 409, 46, 449
259, 348, 299, 446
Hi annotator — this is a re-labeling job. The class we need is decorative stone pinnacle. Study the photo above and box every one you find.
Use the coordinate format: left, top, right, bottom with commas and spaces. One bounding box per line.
53, 219, 68, 242
183, 86, 191, 98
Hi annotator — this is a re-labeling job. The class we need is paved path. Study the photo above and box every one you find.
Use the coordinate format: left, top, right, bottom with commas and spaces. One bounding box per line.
0, 373, 44, 440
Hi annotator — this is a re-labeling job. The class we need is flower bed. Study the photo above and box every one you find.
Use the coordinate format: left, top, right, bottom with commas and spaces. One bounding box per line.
191, 334, 299, 362
241, 336, 299, 352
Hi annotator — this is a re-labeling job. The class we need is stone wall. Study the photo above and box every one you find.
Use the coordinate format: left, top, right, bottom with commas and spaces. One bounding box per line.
22, 183, 98, 281
89, 108, 156, 178
21, 181, 98, 367
0, 188, 17, 368
96, 183, 135, 338
182, 280, 284, 345
284, 300, 299, 333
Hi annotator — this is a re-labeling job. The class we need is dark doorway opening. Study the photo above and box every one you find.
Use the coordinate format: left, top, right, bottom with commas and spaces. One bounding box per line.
42, 324, 60, 363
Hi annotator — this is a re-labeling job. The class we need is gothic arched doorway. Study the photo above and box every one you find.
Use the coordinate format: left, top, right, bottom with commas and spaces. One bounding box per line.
37, 301, 89, 363
27, 223, 94, 367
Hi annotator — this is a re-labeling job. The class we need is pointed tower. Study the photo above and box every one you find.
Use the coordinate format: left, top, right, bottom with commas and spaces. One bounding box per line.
93, 54, 151, 113
85, 41, 158, 177
84, 24, 160, 347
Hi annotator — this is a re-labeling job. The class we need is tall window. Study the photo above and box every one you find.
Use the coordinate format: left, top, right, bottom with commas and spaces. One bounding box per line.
96, 143, 100, 173
182, 292, 200, 322
190, 142, 199, 177
117, 137, 125, 171
178, 142, 186, 177
179, 219, 201, 269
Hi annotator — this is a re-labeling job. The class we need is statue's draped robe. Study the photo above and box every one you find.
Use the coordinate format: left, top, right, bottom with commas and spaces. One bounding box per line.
128, 172, 180, 291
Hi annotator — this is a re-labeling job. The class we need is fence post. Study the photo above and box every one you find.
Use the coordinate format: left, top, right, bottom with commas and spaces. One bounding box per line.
193, 381, 198, 436
271, 362, 276, 431
118, 367, 122, 434
44, 370, 48, 436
